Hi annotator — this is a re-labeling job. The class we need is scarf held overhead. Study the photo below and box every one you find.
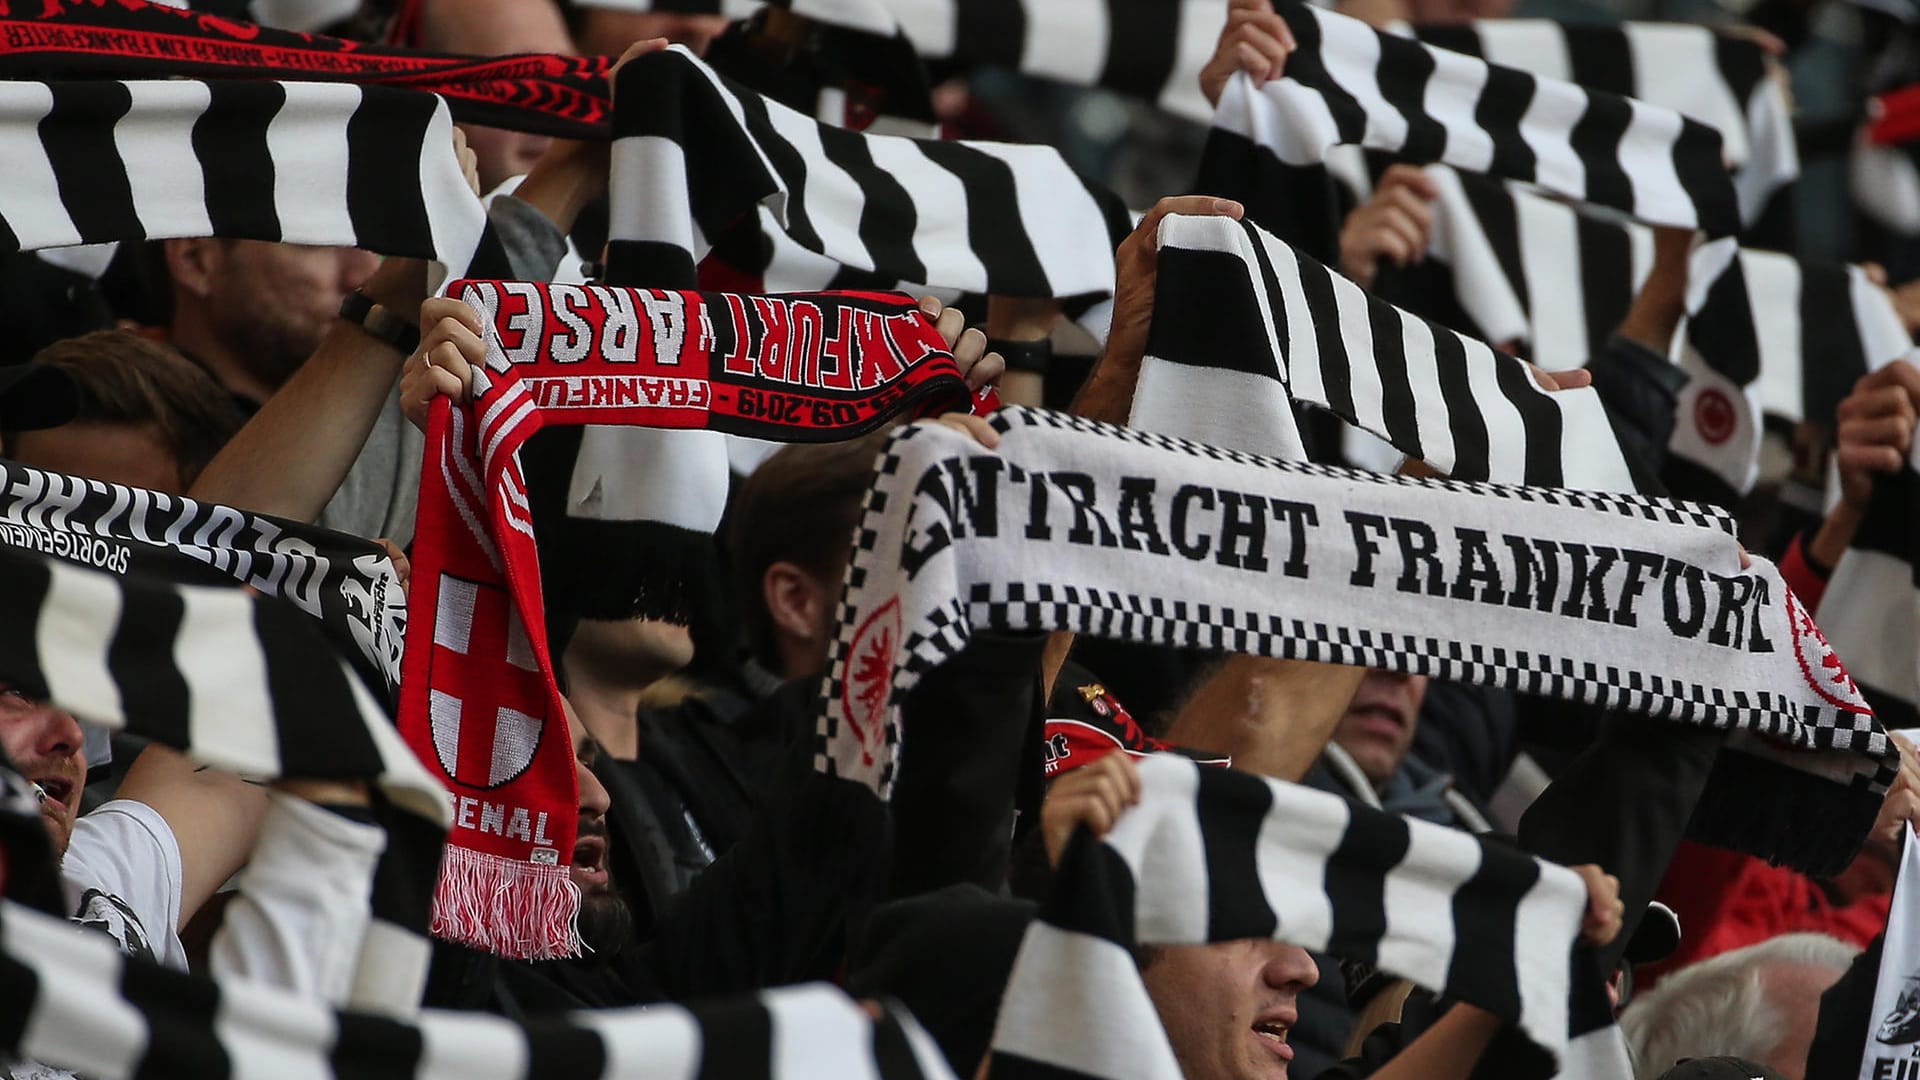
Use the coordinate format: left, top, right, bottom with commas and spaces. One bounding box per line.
0, 0, 614, 138
401, 281, 971, 958
0, 459, 405, 689
820, 407, 1894, 873
987, 755, 1626, 1078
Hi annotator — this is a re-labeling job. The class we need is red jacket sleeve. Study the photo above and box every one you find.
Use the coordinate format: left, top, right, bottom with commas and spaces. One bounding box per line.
1780, 530, 1832, 615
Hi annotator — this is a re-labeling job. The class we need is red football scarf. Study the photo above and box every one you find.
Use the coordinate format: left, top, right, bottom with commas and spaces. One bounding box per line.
399, 281, 973, 958
0, 0, 613, 139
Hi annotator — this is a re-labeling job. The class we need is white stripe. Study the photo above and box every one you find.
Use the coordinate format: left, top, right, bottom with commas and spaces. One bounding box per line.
416, 98, 487, 287
1396, 314, 1458, 472
1274, 240, 1329, 405
116, 81, 214, 241
1625, 24, 1748, 165
176, 586, 281, 778
1475, 20, 1572, 83
1311, 11, 1410, 151
1111, 756, 1211, 943
1131, 358, 1309, 459
1328, 268, 1388, 437
1374, 820, 1475, 985
1619, 99, 1695, 230
994, 141, 1117, 296
609, 135, 700, 249
1460, 338, 1534, 485
416, 1010, 530, 1080
575, 1005, 703, 1079
479, 396, 537, 478
434, 576, 479, 654
213, 978, 338, 1080
1253, 781, 1347, 950
1020, 0, 1111, 86
1420, 44, 1495, 174
992, 924, 1184, 1077
1822, 546, 1920, 705
267, 82, 360, 246
1514, 190, 1590, 372
1742, 250, 1807, 423
771, 985, 887, 1080
1158, 0, 1230, 122
36, 558, 127, 729
872, 140, 990, 292
1511, 862, 1585, 1054
1516, 79, 1590, 200
0, 83, 84, 250
756, 105, 878, 272
1425, 168, 1529, 348
890, 0, 958, 58
1218, 71, 1341, 167
566, 426, 730, 531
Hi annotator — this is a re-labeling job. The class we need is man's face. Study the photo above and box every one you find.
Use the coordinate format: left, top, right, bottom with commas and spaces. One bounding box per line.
424, 0, 575, 190
563, 700, 632, 955
1141, 940, 1320, 1079
0, 683, 86, 859
203, 241, 378, 395
1332, 669, 1429, 789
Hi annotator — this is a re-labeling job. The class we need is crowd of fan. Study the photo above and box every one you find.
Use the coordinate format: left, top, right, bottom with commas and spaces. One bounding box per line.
3, 0, 1920, 1077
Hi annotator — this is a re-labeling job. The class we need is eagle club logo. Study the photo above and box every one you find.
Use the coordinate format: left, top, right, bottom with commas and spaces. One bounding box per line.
1785, 586, 1871, 715
1693, 387, 1738, 446
843, 598, 902, 766
1878, 975, 1920, 1045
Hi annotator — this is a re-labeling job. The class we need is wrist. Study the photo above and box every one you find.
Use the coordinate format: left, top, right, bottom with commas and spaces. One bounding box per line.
1810, 502, 1865, 568
359, 258, 429, 315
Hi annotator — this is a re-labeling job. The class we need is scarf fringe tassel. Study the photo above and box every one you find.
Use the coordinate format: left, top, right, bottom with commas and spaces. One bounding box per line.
1688, 747, 1885, 878
430, 846, 582, 960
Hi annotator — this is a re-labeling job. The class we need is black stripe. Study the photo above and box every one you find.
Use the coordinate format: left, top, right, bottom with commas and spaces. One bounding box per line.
912, 141, 1053, 296
1674, 120, 1740, 237
603, 239, 700, 290
330, 1009, 427, 1079
1574, 212, 1635, 359
1685, 257, 1761, 385
1565, 94, 1635, 219
1279, 5, 1369, 146
1376, 36, 1447, 162
1411, 24, 1484, 58
523, 1018, 608, 1077
41, 81, 141, 245
870, 1010, 925, 1078
124, 946, 231, 1080
1459, 174, 1530, 322
1322, 805, 1410, 966
1800, 260, 1867, 425
728, 88, 827, 256
954, 0, 1026, 68
106, 572, 193, 752
196, 80, 286, 242
1367, 296, 1424, 459
1848, 460, 1920, 561
1443, 835, 1538, 1019
1711, 31, 1768, 116
987, 1053, 1114, 1080
813, 124, 930, 286
1432, 330, 1492, 481
1474, 66, 1539, 183
1102, 0, 1185, 104
694, 996, 776, 1080
1297, 256, 1358, 420
1564, 26, 1635, 97
1491, 351, 1565, 487
0, 551, 53, 702
255, 598, 389, 782
1147, 247, 1280, 378
1195, 766, 1279, 941
345, 86, 438, 260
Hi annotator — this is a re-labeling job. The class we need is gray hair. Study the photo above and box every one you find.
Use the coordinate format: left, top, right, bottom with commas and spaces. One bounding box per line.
1620, 932, 1860, 1077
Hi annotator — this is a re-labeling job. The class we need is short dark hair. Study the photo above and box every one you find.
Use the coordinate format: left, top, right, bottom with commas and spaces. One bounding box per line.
724, 430, 890, 667
5, 331, 244, 487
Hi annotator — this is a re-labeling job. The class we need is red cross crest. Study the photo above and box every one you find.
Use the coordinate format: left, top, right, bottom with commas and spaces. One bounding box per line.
427, 574, 549, 790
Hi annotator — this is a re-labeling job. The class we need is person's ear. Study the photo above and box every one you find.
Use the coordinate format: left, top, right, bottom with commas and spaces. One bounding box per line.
164, 238, 222, 301
763, 561, 828, 644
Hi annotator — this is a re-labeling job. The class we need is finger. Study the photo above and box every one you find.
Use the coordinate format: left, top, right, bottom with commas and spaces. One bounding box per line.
935, 306, 967, 350
1380, 163, 1441, 201
936, 412, 1001, 448
1838, 383, 1917, 424
917, 294, 944, 321
426, 365, 464, 406
1543, 368, 1594, 391
953, 326, 987, 369
1237, 22, 1294, 68
427, 341, 475, 393
1384, 184, 1438, 230
1863, 261, 1890, 287
1375, 208, 1429, 264
1234, 40, 1275, 83
966, 351, 1006, 391
1839, 413, 1916, 454
1836, 444, 1906, 477
420, 296, 485, 337
1136, 195, 1247, 244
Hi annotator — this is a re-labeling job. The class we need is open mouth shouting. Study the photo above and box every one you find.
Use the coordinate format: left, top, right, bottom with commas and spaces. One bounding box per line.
571, 832, 609, 890
1250, 1010, 1296, 1065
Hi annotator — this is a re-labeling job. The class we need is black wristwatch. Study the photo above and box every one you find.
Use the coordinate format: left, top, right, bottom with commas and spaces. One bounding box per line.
987, 336, 1052, 375
338, 290, 421, 354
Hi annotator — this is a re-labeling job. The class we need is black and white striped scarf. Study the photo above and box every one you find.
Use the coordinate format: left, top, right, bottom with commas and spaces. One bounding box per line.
820, 406, 1894, 873
0, 78, 488, 284
576, 0, 1229, 121
1413, 173, 1912, 498
606, 45, 1132, 299
985, 753, 1628, 1078
0, 893, 957, 1080
1133, 212, 1648, 491
0, 460, 406, 691
1405, 19, 1797, 225
0, 545, 448, 1014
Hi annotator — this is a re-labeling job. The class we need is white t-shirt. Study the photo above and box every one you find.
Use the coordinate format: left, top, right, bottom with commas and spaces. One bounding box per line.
58, 799, 187, 971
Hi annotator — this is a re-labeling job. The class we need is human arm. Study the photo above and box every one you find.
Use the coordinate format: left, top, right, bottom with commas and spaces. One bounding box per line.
985, 296, 1061, 408
111, 744, 269, 931
1163, 656, 1368, 782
